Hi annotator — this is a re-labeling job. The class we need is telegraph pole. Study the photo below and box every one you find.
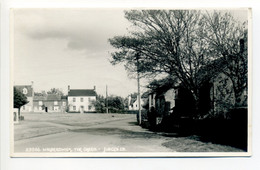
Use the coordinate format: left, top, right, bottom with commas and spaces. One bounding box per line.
106, 85, 108, 114
136, 53, 141, 125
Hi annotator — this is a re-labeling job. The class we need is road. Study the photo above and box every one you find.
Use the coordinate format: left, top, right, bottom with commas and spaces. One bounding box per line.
14, 116, 173, 153
14, 113, 244, 154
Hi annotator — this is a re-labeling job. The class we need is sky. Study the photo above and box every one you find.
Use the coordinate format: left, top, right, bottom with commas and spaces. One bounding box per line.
13, 9, 248, 97
13, 9, 140, 97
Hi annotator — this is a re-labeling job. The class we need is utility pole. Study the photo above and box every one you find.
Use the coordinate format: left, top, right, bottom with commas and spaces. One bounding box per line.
136, 52, 141, 125
106, 85, 108, 114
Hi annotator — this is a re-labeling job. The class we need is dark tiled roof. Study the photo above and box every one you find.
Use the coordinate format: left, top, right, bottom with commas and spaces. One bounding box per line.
68, 89, 97, 97
33, 96, 46, 101
46, 94, 61, 101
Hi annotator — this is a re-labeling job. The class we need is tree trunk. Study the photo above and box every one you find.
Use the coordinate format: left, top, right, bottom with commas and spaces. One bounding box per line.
190, 90, 200, 118
18, 107, 21, 120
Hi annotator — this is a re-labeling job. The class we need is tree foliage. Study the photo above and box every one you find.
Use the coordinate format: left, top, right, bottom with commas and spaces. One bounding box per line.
14, 87, 28, 111
47, 88, 64, 96
200, 11, 248, 106
109, 10, 248, 109
110, 10, 212, 103
92, 95, 106, 113
92, 95, 125, 113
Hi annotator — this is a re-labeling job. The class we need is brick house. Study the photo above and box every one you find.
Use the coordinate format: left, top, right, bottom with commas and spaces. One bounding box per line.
33, 94, 64, 112
67, 86, 96, 113
33, 96, 46, 112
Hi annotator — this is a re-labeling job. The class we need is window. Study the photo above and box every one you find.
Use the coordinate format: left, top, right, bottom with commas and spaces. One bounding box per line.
81, 98, 84, 102
73, 106, 76, 111
73, 98, 76, 102
22, 106, 25, 110
88, 97, 91, 102
39, 101, 43, 106
88, 105, 92, 110
22, 88, 28, 94
54, 101, 58, 105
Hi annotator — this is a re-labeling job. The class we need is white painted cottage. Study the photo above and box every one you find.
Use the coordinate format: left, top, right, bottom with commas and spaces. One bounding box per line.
67, 86, 96, 113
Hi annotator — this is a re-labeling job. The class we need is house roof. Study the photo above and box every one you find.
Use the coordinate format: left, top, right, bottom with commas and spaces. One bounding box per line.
68, 89, 97, 97
33, 96, 46, 101
14, 85, 33, 97
46, 94, 61, 101
33, 94, 62, 101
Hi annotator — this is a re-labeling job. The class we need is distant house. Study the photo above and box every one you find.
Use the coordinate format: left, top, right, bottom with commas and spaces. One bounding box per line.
67, 86, 97, 113
14, 82, 34, 112
147, 57, 248, 121
33, 96, 46, 112
128, 95, 146, 111
33, 94, 64, 112
45, 94, 63, 112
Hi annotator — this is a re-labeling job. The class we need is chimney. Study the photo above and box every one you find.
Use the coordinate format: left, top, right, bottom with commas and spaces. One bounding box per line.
93, 86, 96, 91
68, 85, 70, 93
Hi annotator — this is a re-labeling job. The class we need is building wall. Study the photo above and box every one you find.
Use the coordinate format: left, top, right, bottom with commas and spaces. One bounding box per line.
20, 97, 33, 112
61, 99, 67, 113
148, 88, 176, 113
33, 101, 45, 112
130, 99, 145, 111
33, 100, 62, 112
210, 73, 236, 117
68, 96, 96, 112
164, 89, 175, 109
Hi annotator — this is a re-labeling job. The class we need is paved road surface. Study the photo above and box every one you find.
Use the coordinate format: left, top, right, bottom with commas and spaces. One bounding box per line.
14, 116, 173, 153
14, 113, 244, 154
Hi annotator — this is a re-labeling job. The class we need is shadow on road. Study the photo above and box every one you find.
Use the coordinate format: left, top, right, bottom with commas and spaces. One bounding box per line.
70, 127, 163, 140
128, 121, 139, 126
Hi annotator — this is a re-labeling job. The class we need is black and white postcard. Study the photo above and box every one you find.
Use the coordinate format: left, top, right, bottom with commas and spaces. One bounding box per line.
10, 8, 251, 157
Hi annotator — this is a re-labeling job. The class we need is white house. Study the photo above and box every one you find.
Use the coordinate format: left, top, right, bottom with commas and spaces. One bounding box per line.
67, 86, 96, 113
128, 95, 146, 111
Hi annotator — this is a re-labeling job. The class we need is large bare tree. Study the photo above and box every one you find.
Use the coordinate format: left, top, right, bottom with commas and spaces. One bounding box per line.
200, 11, 248, 107
109, 10, 248, 114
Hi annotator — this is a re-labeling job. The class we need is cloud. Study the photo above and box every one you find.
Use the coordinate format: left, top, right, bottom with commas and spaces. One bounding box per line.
29, 30, 68, 40
15, 9, 130, 54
